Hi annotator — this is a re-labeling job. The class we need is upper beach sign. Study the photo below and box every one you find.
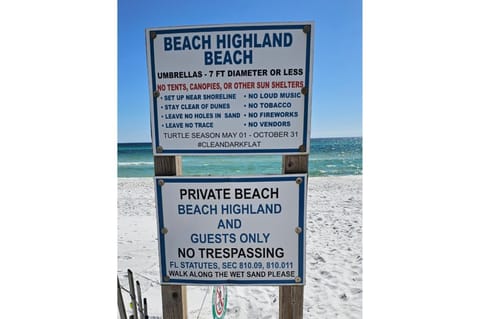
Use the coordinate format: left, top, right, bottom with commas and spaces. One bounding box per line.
146, 22, 314, 155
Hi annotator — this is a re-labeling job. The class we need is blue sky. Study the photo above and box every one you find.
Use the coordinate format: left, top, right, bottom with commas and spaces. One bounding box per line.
118, 0, 362, 142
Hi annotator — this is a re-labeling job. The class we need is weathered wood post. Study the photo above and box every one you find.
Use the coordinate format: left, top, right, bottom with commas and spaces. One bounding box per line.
279, 154, 308, 319
155, 155, 187, 319
127, 269, 139, 319
118, 277, 128, 319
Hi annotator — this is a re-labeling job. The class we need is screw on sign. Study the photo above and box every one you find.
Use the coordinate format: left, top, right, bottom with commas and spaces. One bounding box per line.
212, 286, 228, 319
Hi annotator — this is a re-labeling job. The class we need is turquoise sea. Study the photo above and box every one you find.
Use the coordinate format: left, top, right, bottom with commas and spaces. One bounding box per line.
118, 137, 362, 177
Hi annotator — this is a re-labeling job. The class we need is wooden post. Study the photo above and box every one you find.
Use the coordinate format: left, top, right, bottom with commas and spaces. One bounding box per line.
136, 280, 145, 319
154, 156, 182, 176
155, 155, 187, 319
279, 154, 308, 319
118, 277, 128, 319
128, 269, 139, 319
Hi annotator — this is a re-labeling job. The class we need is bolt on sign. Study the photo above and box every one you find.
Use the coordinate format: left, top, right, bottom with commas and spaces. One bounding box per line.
146, 22, 314, 155
154, 175, 307, 285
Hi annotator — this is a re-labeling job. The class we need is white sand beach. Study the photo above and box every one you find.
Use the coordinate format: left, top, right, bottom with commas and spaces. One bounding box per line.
118, 176, 362, 318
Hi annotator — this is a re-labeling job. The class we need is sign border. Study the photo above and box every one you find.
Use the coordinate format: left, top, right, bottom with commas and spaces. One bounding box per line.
154, 174, 307, 285
146, 22, 313, 156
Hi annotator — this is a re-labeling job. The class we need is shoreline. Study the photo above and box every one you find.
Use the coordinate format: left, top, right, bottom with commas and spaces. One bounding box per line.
117, 174, 362, 180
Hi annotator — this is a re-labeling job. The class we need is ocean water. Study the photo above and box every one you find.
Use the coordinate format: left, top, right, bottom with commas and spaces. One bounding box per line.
118, 137, 362, 177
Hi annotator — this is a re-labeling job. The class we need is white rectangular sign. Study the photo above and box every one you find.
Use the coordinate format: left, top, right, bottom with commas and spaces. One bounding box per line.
154, 175, 307, 285
146, 22, 314, 155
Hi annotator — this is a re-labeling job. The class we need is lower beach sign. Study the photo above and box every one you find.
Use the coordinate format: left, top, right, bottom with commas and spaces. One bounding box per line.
154, 174, 307, 285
